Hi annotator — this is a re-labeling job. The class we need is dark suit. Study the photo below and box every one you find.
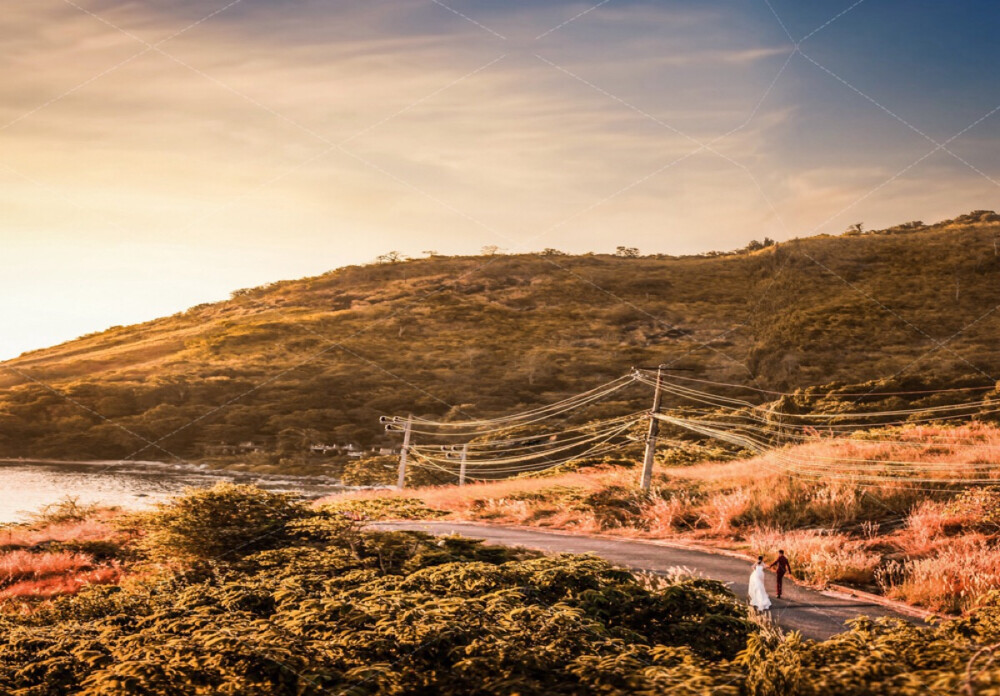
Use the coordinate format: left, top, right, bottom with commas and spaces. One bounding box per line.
770, 556, 791, 597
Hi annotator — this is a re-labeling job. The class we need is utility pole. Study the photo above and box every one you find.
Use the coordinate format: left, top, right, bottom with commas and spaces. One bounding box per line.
639, 365, 664, 491
396, 415, 413, 489
458, 443, 469, 486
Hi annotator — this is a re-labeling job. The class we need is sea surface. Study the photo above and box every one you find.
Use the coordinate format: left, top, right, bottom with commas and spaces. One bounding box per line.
0, 459, 350, 523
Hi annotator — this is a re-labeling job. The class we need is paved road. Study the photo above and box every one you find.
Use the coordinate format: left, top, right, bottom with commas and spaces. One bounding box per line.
373, 521, 923, 641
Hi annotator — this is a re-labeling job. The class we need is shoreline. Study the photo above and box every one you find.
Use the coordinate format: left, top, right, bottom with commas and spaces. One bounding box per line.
0, 457, 392, 495
0, 457, 170, 467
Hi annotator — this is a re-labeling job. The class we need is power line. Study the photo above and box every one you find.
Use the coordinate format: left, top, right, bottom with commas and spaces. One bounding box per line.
384, 366, 1000, 488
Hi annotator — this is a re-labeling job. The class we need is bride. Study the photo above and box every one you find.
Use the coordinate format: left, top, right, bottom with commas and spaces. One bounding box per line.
748, 555, 771, 611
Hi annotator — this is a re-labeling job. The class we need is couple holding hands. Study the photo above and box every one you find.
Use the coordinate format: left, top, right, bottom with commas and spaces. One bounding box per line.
748, 549, 791, 611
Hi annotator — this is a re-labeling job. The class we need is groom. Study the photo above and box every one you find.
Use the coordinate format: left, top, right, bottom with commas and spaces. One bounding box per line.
769, 549, 791, 598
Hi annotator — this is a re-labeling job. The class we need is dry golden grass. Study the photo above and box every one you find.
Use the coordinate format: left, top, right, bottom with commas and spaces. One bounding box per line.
878, 535, 1000, 614
326, 470, 610, 516
0, 548, 123, 600
322, 424, 1000, 613
0, 549, 92, 583
745, 528, 881, 586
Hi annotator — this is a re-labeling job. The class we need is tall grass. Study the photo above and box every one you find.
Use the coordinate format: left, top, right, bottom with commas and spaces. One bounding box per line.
877, 536, 1000, 613
0, 566, 122, 599
0, 518, 115, 548
0, 504, 128, 601
321, 424, 1000, 613
0, 548, 122, 600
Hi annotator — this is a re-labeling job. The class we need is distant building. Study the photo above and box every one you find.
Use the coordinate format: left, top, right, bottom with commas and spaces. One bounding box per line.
204, 441, 263, 456
305, 443, 399, 458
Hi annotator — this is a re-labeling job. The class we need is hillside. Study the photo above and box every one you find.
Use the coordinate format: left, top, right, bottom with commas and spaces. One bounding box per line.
2, 211, 999, 465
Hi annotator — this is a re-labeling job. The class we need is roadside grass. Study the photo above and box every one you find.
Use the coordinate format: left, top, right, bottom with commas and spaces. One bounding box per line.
320, 423, 1000, 614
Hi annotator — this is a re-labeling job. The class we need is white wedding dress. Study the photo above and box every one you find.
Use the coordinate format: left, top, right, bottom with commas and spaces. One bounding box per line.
748, 563, 771, 611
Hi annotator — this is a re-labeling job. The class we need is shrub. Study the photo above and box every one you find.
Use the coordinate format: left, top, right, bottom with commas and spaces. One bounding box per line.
29, 496, 103, 525
341, 456, 444, 487
945, 488, 1000, 533
319, 497, 446, 521
136, 483, 310, 561
740, 597, 1000, 695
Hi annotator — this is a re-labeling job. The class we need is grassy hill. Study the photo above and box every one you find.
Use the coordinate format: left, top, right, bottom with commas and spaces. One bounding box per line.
2, 210, 999, 465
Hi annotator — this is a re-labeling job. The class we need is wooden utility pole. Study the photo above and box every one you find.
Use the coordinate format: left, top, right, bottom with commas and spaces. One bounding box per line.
458, 443, 469, 486
396, 415, 413, 489
639, 366, 664, 491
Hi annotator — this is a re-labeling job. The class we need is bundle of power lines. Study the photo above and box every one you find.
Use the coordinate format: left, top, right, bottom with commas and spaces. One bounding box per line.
382, 368, 999, 487
382, 375, 646, 483
634, 369, 1000, 486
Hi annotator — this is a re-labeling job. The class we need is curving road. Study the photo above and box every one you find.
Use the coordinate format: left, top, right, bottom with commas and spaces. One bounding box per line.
372, 521, 924, 641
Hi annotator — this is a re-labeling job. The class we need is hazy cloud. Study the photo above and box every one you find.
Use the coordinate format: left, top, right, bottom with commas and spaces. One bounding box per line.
1, 0, 998, 357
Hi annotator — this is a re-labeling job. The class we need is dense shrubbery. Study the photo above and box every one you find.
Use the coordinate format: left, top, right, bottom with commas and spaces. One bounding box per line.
4, 485, 1000, 693
340, 456, 449, 487
5, 485, 1000, 693
320, 496, 447, 521
0, 485, 756, 694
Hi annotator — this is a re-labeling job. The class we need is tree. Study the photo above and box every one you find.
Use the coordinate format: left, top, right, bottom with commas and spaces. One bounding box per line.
844, 222, 865, 236
615, 246, 641, 258
745, 238, 775, 252
375, 251, 407, 264
540, 248, 566, 256
481, 245, 502, 256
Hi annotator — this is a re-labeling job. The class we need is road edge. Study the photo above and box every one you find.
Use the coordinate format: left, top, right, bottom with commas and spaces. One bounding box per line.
383, 519, 939, 622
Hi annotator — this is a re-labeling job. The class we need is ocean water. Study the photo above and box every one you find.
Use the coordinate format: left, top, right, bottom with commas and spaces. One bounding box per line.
0, 460, 349, 523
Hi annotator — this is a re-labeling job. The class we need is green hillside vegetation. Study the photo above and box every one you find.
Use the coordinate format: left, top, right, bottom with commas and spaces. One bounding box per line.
2, 484, 1000, 694
2, 211, 999, 469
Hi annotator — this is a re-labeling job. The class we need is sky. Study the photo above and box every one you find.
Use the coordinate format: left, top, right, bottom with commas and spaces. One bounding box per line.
2, 0, 999, 359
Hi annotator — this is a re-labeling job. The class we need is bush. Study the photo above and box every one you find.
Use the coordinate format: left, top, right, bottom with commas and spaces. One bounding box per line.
945, 488, 1000, 533
29, 497, 103, 525
740, 597, 1000, 695
320, 497, 446, 521
136, 483, 310, 561
341, 457, 445, 487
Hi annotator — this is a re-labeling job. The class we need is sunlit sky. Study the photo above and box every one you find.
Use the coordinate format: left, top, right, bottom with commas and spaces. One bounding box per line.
2, 0, 999, 359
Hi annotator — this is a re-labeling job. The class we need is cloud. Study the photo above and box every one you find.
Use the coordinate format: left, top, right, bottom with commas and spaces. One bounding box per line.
657, 46, 792, 66
0, 0, 995, 357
